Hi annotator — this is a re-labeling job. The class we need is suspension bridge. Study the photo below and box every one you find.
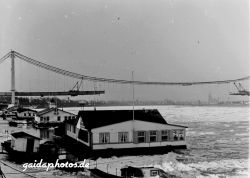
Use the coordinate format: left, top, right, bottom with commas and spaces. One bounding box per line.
0, 50, 249, 105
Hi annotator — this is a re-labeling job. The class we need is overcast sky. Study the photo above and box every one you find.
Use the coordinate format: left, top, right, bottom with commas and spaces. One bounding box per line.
0, 0, 249, 101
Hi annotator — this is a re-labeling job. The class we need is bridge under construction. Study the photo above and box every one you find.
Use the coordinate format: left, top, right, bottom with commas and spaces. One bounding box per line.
0, 50, 249, 105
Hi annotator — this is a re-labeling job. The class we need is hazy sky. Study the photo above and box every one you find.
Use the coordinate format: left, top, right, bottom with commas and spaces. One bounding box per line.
0, 0, 249, 101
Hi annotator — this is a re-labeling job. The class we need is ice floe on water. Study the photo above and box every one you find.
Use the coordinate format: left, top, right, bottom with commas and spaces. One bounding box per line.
93, 152, 248, 178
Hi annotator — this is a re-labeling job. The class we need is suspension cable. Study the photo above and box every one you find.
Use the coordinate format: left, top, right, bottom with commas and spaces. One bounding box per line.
4, 51, 250, 86
0, 52, 11, 65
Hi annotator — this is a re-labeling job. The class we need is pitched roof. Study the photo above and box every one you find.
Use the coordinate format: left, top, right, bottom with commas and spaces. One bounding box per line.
16, 108, 37, 113
37, 107, 76, 116
75, 109, 168, 129
11, 131, 41, 140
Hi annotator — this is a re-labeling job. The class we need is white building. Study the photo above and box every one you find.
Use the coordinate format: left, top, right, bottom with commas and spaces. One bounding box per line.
10, 131, 40, 153
35, 107, 76, 125
15, 108, 37, 118
5, 107, 37, 120
34, 107, 76, 140
65, 109, 187, 156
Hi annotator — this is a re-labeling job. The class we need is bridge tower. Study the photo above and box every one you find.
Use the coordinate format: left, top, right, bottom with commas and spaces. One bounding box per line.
10, 50, 15, 105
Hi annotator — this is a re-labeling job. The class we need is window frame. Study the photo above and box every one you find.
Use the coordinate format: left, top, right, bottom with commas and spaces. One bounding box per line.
99, 132, 110, 144
137, 131, 146, 143
161, 130, 169, 141
118, 132, 129, 143
149, 130, 157, 142
150, 170, 159, 176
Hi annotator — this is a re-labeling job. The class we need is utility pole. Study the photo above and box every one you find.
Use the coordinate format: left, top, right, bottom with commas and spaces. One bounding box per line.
131, 71, 135, 143
132, 71, 135, 121
10, 51, 15, 105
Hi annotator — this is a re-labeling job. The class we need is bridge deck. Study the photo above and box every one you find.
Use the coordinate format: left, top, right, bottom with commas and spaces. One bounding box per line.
0, 91, 105, 96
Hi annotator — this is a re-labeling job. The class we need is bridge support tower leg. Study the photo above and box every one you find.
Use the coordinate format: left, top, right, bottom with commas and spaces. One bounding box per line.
10, 51, 15, 105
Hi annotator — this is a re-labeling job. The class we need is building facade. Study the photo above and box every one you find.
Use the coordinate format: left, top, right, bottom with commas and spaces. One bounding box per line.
10, 131, 41, 153
65, 109, 187, 156
34, 107, 76, 140
35, 107, 76, 124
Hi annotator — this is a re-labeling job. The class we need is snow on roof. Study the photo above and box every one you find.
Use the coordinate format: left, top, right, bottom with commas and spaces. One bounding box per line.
11, 131, 41, 140
37, 107, 76, 116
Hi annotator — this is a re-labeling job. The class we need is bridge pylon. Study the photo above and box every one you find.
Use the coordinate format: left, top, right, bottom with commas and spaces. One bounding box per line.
10, 50, 15, 105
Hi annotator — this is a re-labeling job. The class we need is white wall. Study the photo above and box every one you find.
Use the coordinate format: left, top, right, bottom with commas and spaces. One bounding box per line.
91, 120, 186, 150
12, 138, 27, 152
35, 109, 76, 123
11, 137, 40, 152
17, 111, 36, 118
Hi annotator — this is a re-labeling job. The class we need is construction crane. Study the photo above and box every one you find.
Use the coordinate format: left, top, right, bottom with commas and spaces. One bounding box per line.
230, 82, 250, 96
69, 80, 83, 96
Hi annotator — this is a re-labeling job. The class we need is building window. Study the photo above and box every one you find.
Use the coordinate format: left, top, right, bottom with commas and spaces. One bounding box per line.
40, 117, 43, 122
64, 116, 67, 120
173, 130, 178, 140
150, 170, 159, 176
173, 130, 184, 141
57, 116, 61, 121
73, 126, 76, 133
118, 132, 129, 143
150, 131, 157, 142
24, 113, 26, 116
137, 131, 146, 143
161, 130, 169, 141
28, 113, 31, 116
99, 132, 110, 143
47, 116, 50, 122
68, 116, 71, 119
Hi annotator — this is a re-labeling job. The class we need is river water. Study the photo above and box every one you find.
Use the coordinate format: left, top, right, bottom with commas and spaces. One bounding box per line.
0, 105, 249, 177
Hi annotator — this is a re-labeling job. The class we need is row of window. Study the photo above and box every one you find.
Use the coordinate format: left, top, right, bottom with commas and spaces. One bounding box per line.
23, 113, 35, 117
41, 116, 50, 122
99, 130, 185, 144
40, 115, 75, 122
137, 130, 184, 143
100, 132, 130, 143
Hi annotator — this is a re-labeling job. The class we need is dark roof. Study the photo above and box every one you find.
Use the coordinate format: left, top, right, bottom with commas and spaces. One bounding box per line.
11, 131, 41, 140
16, 108, 37, 113
75, 109, 168, 129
